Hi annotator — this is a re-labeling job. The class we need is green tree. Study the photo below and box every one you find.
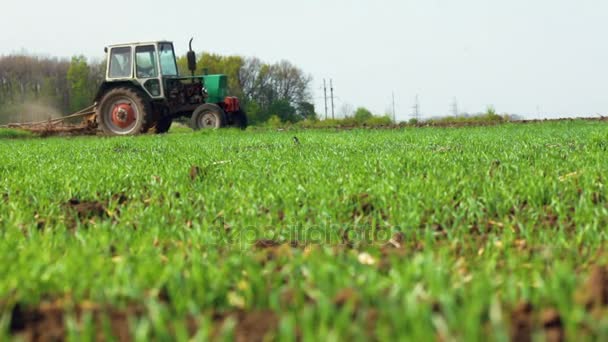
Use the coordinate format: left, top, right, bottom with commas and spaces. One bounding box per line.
67, 56, 91, 112
268, 100, 297, 123
297, 102, 316, 120
176, 53, 313, 126
266, 115, 282, 128
354, 107, 373, 122
177, 53, 245, 99
244, 100, 267, 125
486, 105, 497, 116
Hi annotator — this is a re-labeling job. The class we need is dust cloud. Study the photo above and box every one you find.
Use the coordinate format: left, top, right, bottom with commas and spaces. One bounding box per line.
0, 102, 63, 125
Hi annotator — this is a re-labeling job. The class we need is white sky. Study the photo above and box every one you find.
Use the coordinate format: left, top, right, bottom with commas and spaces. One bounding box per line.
1, 0, 607, 120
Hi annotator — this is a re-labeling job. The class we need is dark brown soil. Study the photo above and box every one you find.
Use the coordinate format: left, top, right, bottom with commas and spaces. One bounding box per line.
509, 302, 565, 342
351, 193, 375, 218
225, 310, 279, 342
10, 301, 140, 342
8, 121, 98, 138
254, 239, 282, 249
510, 302, 534, 342
111, 193, 129, 205
9, 301, 279, 342
333, 288, 359, 307
189, 165, 201, 181
38, 123, 98, 137
583, 265, 608, 309
541, 309, 565, 342
389, 232, 405, 247
66, 198, 107, 220
63, 194, 129, 228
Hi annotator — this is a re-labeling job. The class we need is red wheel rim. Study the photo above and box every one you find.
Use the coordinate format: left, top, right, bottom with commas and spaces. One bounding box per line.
111, 103, 136, 129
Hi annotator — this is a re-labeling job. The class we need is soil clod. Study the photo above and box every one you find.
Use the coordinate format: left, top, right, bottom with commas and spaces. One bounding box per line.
189, 165, 202, 181
9, 301, 138, 342
541, 309, 564, 342
584, 265, 608, 309
233, 310, 278, 342
67, 198, 107, 220
510, 302, 534, 342
254, 239, 281, 249
352, 193, 375, 218
333, 288, 359, 307
112, 193, 128, 205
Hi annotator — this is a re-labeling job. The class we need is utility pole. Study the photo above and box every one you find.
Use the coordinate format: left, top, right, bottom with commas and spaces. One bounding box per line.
323, 79, 328, 120
451, 98, 459, 117
392, 92, 396, 123
412, 94, 420, 121
330, 79, 335, 120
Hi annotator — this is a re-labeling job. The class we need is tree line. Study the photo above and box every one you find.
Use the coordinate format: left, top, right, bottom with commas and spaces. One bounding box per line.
0, 51, 315, 125
176, 53, 315, 124
0, 55, 105, 123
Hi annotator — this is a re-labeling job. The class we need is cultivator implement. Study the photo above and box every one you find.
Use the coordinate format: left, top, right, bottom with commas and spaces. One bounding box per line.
0, 105, 98, 136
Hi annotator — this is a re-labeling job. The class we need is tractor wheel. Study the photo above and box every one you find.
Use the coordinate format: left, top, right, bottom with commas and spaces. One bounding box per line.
191, 104, 226, 130
96, 87, 151, 135
153, 116, 173, 134
231, 110, 248, 130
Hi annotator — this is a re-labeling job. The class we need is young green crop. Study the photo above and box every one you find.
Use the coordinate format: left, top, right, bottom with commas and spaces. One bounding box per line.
1, 121, 608, 340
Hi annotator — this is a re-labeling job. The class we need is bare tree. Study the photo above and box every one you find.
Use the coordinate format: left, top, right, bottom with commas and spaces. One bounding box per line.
339, 103, 354, 118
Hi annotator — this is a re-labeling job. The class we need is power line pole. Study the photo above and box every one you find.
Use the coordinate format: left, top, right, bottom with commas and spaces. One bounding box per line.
412, 94, 420, 121
330, 79, 335, 120
323, 79, 328, 120
451, 98, 459, 116
392, 92, 396, 123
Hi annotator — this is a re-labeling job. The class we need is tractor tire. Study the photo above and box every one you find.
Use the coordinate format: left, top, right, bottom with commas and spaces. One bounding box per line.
96, 87, 151, 135
191, 104, 226, 130
231, 110, 248, 130
153, 116, 173, 134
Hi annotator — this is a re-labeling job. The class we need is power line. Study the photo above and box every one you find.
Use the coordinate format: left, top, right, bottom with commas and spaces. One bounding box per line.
392, 92, 396, 123
451, 97, 459, 116
323, 79, 328, 120
330, 79, 335, 120
412, 94, 420, 121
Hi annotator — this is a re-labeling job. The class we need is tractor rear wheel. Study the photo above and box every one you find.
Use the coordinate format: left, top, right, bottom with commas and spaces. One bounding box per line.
191, 104, 226, 130
96, 87, 151, 135
231, 110, 248, 130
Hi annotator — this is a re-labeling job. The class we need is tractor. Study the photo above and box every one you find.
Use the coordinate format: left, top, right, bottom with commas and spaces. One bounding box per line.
94, 39, 247, 135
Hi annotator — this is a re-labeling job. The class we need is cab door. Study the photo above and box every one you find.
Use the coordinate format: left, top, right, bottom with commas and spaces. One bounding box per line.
135, 45, 163, 98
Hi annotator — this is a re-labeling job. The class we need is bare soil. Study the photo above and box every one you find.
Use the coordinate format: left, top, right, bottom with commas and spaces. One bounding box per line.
5, 121, 98, 137
66, 198, 107, 220
10, 301, 140, 342
583, 265, 608, 309
8, 300, 278, 342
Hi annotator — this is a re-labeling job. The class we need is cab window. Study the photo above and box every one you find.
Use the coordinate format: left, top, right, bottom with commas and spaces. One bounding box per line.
136, 45, 158, 79
159, 43, 178, 76
108, 47, 132, 78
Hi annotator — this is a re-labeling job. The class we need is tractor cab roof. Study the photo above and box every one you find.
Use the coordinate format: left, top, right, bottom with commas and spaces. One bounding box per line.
104, 41, 174, 52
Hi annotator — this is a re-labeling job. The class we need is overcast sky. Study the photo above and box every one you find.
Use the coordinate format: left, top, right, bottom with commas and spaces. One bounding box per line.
1, 0, 607, 120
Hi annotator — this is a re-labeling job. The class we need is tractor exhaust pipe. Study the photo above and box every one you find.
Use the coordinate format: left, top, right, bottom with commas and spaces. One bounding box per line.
187, 37, 197, 78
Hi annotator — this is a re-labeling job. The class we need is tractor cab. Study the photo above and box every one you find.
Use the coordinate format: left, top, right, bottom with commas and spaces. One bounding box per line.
94, 39, 247, 135
104, 41, 201, 100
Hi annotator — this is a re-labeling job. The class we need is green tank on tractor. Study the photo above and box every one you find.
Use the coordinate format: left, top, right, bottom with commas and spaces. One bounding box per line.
93, 39, 247, 135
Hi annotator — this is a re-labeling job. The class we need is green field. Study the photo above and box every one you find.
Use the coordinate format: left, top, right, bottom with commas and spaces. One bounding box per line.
1, 122, 608, 341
